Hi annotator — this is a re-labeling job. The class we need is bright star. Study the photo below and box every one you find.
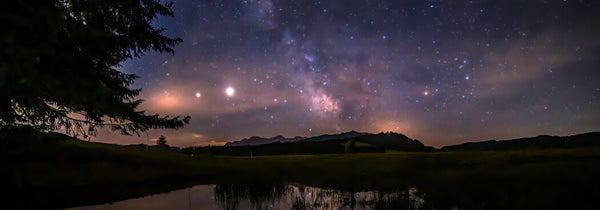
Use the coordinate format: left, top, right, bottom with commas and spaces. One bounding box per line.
195, 92, 201, 98
225, 87, 235, 97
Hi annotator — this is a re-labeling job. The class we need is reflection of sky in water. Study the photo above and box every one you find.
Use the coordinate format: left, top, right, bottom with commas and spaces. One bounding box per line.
66, 185, 220, 210
68, 184, 425, 210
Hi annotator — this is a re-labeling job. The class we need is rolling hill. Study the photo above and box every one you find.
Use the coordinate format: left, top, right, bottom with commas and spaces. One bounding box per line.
441, 132, 600, 151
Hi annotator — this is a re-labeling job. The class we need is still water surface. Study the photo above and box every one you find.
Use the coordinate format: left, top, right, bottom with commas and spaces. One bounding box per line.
67, 184, 425, 210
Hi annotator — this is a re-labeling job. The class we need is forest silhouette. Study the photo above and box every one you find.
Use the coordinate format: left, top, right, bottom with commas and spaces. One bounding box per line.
1, 0, 188, 137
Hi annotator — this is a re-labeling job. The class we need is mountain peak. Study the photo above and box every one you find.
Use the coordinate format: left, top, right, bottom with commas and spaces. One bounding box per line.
225, 131, 372, 147
299, 131, 370, 143
225, 135, 307, 146
270, 135, 285, 140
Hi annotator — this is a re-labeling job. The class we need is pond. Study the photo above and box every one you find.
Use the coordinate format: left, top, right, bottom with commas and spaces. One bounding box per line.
66, 183, 427, 210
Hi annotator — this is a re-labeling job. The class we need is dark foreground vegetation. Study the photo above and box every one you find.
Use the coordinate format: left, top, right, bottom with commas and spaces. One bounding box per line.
2, 127, 600, 209
0, 127, 215, 209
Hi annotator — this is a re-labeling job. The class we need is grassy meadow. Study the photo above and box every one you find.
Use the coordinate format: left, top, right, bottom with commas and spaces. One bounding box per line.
2, 128, 600, 209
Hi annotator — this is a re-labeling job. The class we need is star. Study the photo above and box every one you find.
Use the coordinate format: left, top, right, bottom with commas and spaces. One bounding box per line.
225, 87, 235, 97
91, 0, 599, 148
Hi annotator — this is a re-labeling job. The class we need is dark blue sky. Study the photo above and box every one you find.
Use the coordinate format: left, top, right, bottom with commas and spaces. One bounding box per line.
96, 0, 599, 147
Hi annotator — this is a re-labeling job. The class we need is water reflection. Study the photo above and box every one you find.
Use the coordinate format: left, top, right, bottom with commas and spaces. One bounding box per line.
66, 185, 220, 210
213, 183, 288, 209
285, 185, 425, 210
69, 183, 427, 210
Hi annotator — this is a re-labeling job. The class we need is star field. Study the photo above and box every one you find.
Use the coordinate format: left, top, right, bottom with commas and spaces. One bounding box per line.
96, 0, 600, 148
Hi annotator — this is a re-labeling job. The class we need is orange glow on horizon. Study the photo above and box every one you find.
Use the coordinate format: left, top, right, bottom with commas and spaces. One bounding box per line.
373, 120, 412, 136
194, 140, 227, 147
155, 94, 180, 109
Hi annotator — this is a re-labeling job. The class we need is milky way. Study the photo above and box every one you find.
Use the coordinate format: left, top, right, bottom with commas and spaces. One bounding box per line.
95, 0, 600, 148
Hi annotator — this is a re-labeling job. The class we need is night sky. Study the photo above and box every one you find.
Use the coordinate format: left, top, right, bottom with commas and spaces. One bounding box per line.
95, 0, 599, 148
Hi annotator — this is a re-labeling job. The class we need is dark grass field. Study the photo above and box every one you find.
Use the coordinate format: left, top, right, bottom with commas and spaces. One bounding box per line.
2, 128, 600, 209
